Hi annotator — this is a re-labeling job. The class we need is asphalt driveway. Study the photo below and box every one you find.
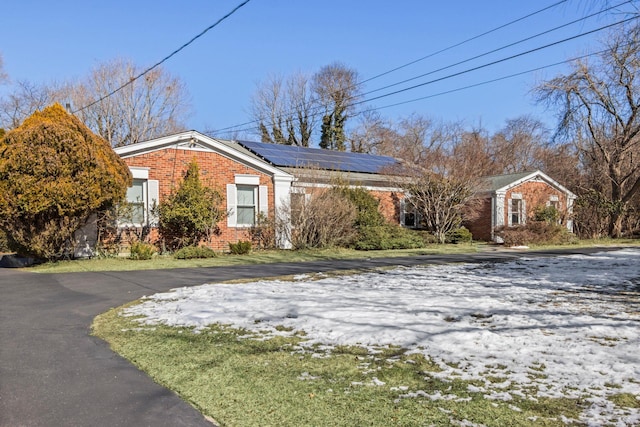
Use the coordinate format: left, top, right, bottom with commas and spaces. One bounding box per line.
0, 247, 623, 426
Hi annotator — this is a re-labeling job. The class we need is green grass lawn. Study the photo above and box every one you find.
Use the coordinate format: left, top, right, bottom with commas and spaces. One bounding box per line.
21, 238, 640, 274
26, 244, 479, 273
93, 309, 591, 427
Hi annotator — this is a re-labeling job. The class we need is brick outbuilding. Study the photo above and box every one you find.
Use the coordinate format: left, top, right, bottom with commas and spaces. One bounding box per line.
464, 170, 577, 242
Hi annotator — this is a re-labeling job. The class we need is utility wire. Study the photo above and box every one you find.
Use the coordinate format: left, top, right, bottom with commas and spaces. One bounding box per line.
359, 0, 569, 86
221, 16, 637, 136
356, 16, 638, 107
72, 0, 251, 114
359, 48, 613, 115
362, 0, 634, 97
213, 0, 570, 134
214, 2, 630, 135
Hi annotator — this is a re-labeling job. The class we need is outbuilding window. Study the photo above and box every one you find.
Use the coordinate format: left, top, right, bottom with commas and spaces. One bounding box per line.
400, 198, 421, 228
511, 199, 522, 225
508, 193, 525, 226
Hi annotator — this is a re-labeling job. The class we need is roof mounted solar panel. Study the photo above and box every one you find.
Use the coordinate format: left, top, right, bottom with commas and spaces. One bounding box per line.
236, 140, 398, 174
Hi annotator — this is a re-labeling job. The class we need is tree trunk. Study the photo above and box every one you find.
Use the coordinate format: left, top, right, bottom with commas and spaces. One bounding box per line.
609, 212, 624, 238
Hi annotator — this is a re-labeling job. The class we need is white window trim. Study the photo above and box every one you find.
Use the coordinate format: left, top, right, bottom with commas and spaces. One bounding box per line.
227, 175, 268, 228
130, 167, 149, 180
120, 167, 158, 228
235, 174, 260, 185
508, 197, 526, 226
122, 179, 159, 228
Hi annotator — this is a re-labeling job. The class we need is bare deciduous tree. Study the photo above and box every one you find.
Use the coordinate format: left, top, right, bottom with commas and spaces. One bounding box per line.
0, 80, 60, 130
490, 115, 549, 174
402, 171, 480, 244
0, 53, 8, 85
251, 72, 315, 146
362, 113, 458, 168
537, 24, 640, 237
67, 58, 190, 147
312, 62, 361, 151
348, 110, 396, 153
286, 72, 315, 147
448, 127, 495, 179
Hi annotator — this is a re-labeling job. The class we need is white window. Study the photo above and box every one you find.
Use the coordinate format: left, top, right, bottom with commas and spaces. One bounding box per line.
126, 179, 146, 224
236, 185, 257, 225
508, 194, 525, 226
400, 198, 421, 228
511, 199, 522, 225
227, 175, 268, 227
121, 168, 159, 227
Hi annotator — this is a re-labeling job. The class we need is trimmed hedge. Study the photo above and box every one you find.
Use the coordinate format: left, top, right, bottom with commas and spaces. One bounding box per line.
173, 245, 217, 259
354, 225, 424, 250
229, 240, 252, 255
129, 242, 156, 260
495, 222, 576, 246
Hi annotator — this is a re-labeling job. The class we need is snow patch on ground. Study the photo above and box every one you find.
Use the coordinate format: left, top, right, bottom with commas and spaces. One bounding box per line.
124, 249, 640, 425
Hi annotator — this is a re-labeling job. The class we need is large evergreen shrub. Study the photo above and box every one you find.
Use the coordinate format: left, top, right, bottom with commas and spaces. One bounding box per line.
0, 104, 132, 260
354, 224, 424, 250
336, 186, 386, 228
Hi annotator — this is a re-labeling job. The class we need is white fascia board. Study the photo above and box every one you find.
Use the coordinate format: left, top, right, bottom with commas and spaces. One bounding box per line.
114, 130, 199, 157
114, 130, 293, 181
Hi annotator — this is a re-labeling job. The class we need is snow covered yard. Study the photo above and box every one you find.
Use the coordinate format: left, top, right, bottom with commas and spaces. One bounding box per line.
125, 249, 640, 425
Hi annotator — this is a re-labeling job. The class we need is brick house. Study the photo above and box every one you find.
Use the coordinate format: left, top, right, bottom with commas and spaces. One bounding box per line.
113, 131, 403, 250
464, 170, 577, 242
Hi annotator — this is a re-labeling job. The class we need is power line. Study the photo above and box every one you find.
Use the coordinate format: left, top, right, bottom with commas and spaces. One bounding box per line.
358, 48, 613, 115
359, 0, 569, 86
362, 0, 634, 98
221, 16, 637, 137
72, 0, 251, 114
355, 16, 638, 107
212, 0, 570, 135
213, 2, 631, 136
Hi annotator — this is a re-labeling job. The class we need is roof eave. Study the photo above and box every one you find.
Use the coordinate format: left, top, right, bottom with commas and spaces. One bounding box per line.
114, 131, 293, 181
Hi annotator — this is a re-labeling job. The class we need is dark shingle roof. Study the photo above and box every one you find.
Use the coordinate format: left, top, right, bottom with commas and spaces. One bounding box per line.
481, 171, 535, 192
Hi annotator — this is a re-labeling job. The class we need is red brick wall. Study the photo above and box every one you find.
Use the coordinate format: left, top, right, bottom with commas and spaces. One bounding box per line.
370, 190, 403, 224
123, 148, 274, 251
464, 197, 492, 241
504, 181, 567, 225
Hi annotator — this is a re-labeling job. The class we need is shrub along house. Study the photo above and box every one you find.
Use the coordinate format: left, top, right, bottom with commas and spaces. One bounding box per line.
113, 130, 403, 250
463, 170, 577, 242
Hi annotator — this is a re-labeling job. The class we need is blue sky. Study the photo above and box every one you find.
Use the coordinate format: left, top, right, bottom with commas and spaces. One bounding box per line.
1, 1, 637, 141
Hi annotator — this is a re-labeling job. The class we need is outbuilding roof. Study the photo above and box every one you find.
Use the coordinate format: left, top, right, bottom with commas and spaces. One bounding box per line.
480, 170, 576, 199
